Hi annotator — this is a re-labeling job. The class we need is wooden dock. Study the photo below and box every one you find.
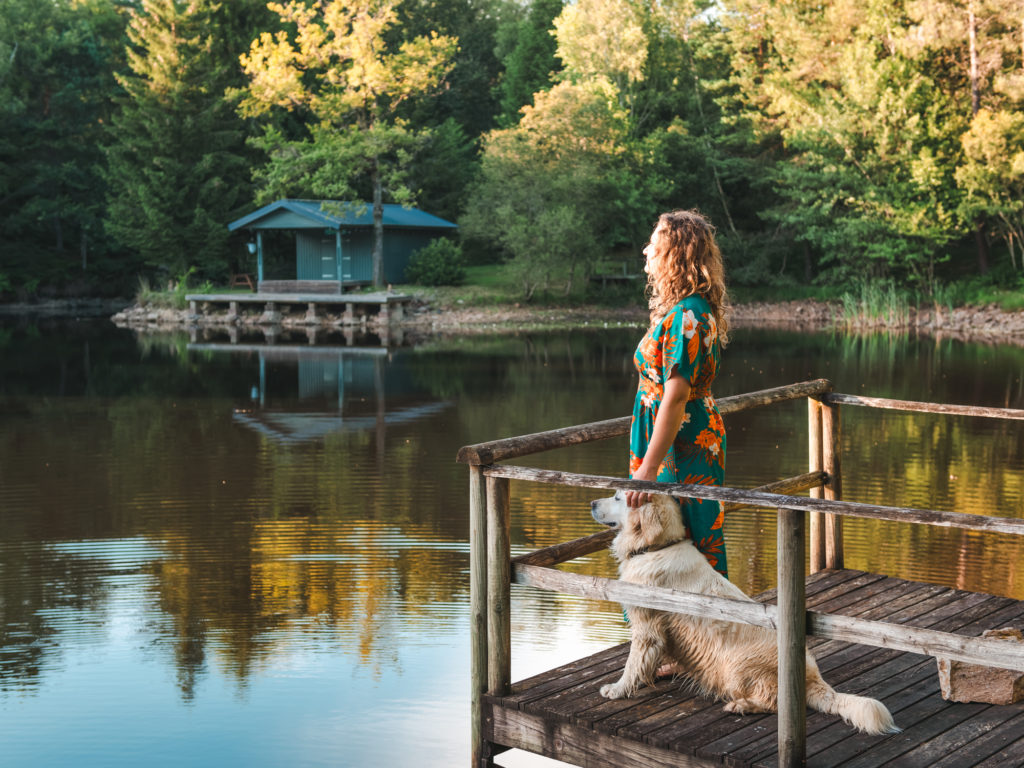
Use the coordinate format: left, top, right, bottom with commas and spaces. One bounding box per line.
486, 568, 1024, 767
460, 380, 1024, 767
184, 289, 412, 325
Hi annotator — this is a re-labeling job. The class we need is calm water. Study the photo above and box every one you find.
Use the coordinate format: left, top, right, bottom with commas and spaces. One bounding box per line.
1, 318, 1022, 767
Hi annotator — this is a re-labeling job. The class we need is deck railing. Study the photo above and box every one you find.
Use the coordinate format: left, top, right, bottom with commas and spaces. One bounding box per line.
458, 379, 1024, 768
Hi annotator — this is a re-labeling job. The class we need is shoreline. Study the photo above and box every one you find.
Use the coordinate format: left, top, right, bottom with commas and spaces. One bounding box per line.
2, 296, 1022, 346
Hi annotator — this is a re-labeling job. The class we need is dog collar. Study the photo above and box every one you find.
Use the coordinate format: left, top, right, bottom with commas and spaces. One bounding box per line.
626, 537, 686, 560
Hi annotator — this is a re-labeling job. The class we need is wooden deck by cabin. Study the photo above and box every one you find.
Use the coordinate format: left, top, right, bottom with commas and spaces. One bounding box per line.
488, 568, 1024, 767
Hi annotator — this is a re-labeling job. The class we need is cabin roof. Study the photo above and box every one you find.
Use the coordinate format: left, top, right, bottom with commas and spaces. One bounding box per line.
228, 199, 457, 232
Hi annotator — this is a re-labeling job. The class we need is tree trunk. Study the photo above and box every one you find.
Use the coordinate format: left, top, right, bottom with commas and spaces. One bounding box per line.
975, 224, 989, 275
372, 160, 384, 288
968, 0, 980, 115
803, 242, 813, 283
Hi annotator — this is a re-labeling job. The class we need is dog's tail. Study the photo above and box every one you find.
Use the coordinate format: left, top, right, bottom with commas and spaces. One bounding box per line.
807, 678, 901, 735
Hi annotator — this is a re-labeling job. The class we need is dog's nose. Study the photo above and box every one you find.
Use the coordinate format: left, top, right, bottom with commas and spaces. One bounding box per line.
590, 500, 597, 510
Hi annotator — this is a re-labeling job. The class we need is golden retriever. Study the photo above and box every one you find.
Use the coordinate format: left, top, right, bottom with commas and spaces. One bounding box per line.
590, 491, 899, 735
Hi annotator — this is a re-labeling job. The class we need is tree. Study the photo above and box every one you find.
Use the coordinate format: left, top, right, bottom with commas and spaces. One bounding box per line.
104, 0, 260, 280
463, 79, 667, 297
494, 0, 563, 126
239, 0, 457, 287
957, 109, 1024, 270
0, 0, 125, 296
720, 0, 971, 285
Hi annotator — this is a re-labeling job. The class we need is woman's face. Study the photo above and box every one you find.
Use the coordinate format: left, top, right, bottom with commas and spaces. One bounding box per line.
643, 224, 666, 277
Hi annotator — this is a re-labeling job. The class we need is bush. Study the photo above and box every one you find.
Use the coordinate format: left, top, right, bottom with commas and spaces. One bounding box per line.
405, 238, 466, 286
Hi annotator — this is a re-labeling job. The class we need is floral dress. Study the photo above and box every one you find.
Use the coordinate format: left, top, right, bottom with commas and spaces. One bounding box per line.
629, 294, 728, 577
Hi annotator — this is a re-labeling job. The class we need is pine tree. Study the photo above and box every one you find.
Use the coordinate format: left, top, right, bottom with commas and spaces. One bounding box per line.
495, 0, 563, 126
104, 0, 259, 280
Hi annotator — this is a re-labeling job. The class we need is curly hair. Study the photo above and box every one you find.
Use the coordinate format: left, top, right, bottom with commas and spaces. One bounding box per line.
646, 209, 730, 346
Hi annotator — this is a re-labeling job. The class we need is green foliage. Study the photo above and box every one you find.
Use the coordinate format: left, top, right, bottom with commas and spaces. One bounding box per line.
0, 0, 127, 293
5, 0, 1024, 306
494, 0, 563, 126
405, 238, 467, 286
103, 0, 259, 281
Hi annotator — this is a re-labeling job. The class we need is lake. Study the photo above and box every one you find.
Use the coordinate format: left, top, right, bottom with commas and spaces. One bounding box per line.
1, 317, 1022, 767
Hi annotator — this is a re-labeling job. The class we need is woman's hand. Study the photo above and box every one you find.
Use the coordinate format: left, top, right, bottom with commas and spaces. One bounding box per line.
626, 463, 659, 508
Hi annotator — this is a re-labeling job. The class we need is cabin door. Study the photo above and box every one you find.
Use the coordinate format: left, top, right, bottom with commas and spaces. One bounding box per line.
319, 237, 337, 279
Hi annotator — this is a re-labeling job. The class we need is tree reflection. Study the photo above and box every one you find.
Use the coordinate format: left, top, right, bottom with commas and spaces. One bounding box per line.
0, 320, 1022, 697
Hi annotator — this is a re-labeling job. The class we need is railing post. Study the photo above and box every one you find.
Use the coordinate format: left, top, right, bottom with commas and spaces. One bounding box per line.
469, 466, 489, 768
808, 398, 825, 572
486, 476, 511, 696
822, 400, 844, 570
777, 507, 807, 767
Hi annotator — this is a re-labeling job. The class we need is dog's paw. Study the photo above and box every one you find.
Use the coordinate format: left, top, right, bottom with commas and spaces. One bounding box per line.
600, 683, 627, 700
724, 698, 770, 715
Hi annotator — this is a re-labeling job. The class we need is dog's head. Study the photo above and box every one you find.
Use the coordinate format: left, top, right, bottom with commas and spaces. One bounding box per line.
591, 491, 688, 560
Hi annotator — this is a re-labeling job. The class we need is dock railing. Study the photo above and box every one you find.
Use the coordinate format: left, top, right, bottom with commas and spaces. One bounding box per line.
457, 379, 1024, 768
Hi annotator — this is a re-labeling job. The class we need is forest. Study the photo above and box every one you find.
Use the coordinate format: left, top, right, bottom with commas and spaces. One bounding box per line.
1, 0, 1022, 302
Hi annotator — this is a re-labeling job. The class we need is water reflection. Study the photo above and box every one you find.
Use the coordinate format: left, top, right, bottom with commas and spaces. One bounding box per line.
0, 320, 1022, 766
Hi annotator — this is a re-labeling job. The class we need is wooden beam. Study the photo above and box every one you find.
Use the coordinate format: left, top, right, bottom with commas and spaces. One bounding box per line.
485, 701, 715, 768
456, 380, 833, 465
482, 465, 1024, 537
822, 400, 844, 570
512, 529, 616, 568
720, 471, 827, 513
514, 563, 780, 629
511, 471, 826, 570
824, 392, 1024, 422
469, 466, 489, 768
486, 476, 511, 696
808, 398, 826, 572
777, 508, 806, 767
511, 564, 1024, 671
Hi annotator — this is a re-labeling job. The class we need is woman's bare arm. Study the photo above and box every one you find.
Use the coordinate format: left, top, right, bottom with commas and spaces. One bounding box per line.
626, 371, 691, 507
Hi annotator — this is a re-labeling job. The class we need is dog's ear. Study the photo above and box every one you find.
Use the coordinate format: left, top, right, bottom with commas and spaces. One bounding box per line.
639, 501, 667, 549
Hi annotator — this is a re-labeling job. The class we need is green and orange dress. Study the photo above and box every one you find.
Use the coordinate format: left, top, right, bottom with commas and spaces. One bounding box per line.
629, 294, 728, 577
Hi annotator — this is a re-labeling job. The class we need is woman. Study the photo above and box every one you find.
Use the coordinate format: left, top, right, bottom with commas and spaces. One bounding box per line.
625, 209, 730, 578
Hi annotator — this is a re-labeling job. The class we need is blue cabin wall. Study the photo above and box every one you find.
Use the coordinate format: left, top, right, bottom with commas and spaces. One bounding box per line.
293, 229, 446, 284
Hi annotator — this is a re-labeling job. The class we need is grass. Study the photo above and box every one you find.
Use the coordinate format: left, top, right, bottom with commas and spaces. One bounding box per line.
130, 259, 1024, 319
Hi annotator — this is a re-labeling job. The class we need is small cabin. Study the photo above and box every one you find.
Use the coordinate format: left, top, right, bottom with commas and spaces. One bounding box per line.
228, 199, 457, 291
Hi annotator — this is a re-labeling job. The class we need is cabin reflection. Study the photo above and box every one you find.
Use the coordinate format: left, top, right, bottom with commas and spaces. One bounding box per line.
188, 330, 449, 444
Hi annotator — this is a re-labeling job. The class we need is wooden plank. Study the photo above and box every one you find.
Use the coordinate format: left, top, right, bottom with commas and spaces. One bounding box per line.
928, 711, 1024, 767
514, 564, 1024, 670
891, 704, 1024, 768
822, 696, 989, 768
809, 603, 1024, 671
809, 398, 826, 572
513, 471, 826, 569
821, 401, 843, 569
756, 568, 870, 606
456, 380, 832, 464
512, 529, 616, 567
515, 563, 782, 630
972, 733, 1024, 767
469, 466, 488, 768
502, 645, 629, 706
825, 392, 1024, 422
777, 507, 806, 767
485, 702, 719, 768
486, 476, 511, 695
484, 465, 1024, 537
720, 471, 827, 514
